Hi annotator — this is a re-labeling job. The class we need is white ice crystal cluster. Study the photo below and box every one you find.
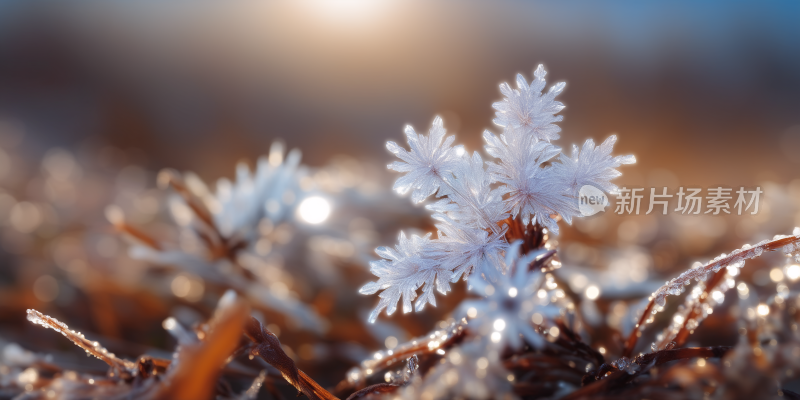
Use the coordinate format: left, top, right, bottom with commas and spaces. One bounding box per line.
395, 340, 514, 400
112, 142, 327, 333
459, 242, 562, 350
362, 65, 635, 322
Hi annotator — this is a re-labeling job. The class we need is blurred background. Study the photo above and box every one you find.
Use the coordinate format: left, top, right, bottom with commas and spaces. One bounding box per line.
1, 1, 799, 181
1, 0, 800, 395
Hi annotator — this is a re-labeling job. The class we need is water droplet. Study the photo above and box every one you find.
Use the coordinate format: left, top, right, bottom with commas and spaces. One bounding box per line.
405, 354, 419, 380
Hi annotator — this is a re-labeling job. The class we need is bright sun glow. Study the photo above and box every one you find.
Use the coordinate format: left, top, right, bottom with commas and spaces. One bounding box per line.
305, 0, 390, 24
298, 196, 331, 224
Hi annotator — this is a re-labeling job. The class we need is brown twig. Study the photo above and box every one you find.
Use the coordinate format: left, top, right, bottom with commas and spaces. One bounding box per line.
554, 321, 606, 367
333, 323, 469, 396
151, 295, 251, 400
106, 205, 162, 250
664, 267, 727, 349
244, 317, 340, 400
502, 218, 547, 254
344, 383, 401, 400
622, 235, 800, 357
158, 169, 218, 233
26, 309, 134, 378
566, 346, 732, 399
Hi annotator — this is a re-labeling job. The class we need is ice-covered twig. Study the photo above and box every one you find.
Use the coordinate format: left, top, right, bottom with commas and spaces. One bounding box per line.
238, 371, 267, 400
656, 266, 729, 351
622, 234, 800, 357
334, 320, 469, 396
109, 156, 327, 333
569, 346, 733, 400
345, 383, 401, 400
26, 309, 134, 377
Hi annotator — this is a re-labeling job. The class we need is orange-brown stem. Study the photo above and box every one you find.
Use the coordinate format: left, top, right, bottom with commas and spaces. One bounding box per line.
622, 235, 800, 358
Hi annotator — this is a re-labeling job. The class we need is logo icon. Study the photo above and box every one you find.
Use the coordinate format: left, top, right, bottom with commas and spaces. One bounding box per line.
578, 185, 609, 216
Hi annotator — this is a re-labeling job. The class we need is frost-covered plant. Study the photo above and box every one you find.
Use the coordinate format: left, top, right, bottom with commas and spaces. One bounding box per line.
108, 142, 327, 332
394, 339, 514, 400
13, 65, 800, 400
21, 292, 271, 400
361, 65, 635, 322
459, 242, 562, 350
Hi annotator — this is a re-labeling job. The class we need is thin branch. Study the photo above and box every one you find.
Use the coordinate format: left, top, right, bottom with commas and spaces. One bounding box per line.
502, 218, 547, 255
244, 317, 340, 400
662, 267, 727, 349
345, 383, 401, 400
333, 323, 469, 395
622, 235, 800, 357
26, 309, 134, 378
106, 205, 161, 250
566, 346, 732, 400
151, 294, 251, 400
158, 169, 218, 232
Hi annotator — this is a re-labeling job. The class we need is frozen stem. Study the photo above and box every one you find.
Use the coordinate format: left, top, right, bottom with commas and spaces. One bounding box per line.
26, 309, 134, 378
244, 317, 340, 400
622, 234, 800, 357
567, 346, 733, 399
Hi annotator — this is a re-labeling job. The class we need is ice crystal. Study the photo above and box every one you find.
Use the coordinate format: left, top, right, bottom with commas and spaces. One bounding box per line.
362, 65, 634, 321
484, 129, 575, 232
394, 339, 513, 400
460, 241, 561, 350
431, 218, 508, 283
552, 135, 636, 196
212, 142, 303, 237
492, 64, 565, 141
426, 151, 508, 231
360, 232, 452, 323
611, 356, 639, 375
112, 142, 327, 333
388, 116, 464, 204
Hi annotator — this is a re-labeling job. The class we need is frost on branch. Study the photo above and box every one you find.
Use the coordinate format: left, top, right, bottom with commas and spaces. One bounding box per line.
426, 151, 507, 231
431, 217, 508, 283
459, 241, 560, 350
492, 64, 566, 142
553, 135, 637, 196
394, 339, 513, 399
484, 130, 576, 232
24, 293, 259, 400
622, 233, 800, 357
387, 116, 464, 204
362, 65, 635, 322
109, 142, 326, 333
359, 232, 451, 323
26, 309, 134, 376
